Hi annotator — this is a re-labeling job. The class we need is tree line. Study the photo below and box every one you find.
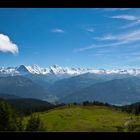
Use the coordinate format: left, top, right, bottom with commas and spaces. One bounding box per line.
0, 98, 46, 131
1, 97, 140, 131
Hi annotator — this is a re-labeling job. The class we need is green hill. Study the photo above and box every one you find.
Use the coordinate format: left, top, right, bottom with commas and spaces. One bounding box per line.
24, 105, 140, 132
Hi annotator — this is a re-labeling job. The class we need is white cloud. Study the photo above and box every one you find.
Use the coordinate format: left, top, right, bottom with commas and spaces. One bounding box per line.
111, 15, 139, 21
51, 28, 64, 33
111, 14, 140, 29
96, 29, 140, 43
75, 29, 140, 52
122, 19, 140, 29
119, 30, 140, 42
114, 8, 131, 11
82, 24, 94, 33
0, 34, 18, 54
95, 35, 117, 41
74, 41, 127, 52
104, 8, 131, 11
86, 28, 94, 32
74, 45, 97, 52
92, 8, 131, 12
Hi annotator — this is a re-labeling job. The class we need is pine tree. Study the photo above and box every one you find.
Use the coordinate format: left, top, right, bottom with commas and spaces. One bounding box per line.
0, 100, 18, 131
16, 115, 24, 131
26, 114, 46, 131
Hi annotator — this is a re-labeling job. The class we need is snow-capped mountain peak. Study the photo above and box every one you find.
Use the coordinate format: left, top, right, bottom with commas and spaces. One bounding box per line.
16, 65, 29, 73
1, 64, 140, 76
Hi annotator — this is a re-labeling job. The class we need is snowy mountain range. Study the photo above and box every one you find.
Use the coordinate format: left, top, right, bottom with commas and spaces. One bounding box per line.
1, 64, 140, 76
1, 64, 140, 105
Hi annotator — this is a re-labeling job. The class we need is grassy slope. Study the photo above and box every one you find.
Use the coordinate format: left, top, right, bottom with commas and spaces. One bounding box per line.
24, 105, 140, 132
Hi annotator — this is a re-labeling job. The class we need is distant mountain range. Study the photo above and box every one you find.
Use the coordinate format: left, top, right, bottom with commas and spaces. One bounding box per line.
1, 65, 140, 105
1, 64, 140, 76
59, 77, 140, 105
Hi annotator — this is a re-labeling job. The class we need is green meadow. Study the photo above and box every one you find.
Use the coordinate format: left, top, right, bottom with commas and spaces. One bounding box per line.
24, 105, 140, 132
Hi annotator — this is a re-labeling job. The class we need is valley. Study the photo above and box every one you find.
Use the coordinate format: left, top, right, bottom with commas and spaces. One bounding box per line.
1, 65, 140, 105
1, 65, 140, 132
1, 8, 140, 133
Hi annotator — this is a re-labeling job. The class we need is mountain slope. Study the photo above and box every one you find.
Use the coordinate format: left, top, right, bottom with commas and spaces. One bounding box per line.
60, 77, 140, 105
48, 73, 132, 99
48, 73, 110, 98
0, 76, 48, 100
7, 98, 53, 108
0, 94, 22, 100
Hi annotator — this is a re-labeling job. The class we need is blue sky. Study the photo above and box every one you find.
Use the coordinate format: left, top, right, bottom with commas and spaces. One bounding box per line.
0, 8, 140, 69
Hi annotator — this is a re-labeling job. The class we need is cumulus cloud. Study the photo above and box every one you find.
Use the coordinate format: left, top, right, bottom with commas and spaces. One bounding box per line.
51, 28, 64, 33
0, 34, 18, 54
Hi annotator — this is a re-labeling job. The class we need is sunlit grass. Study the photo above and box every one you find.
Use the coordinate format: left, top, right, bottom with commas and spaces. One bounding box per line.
24, 105, 140, 132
